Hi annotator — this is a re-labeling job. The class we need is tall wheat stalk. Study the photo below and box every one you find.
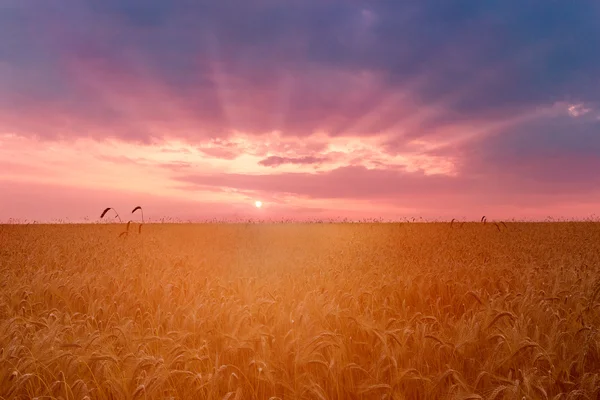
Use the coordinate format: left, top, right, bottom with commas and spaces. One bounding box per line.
132, 206, 144, 234
100, 207, 122, 223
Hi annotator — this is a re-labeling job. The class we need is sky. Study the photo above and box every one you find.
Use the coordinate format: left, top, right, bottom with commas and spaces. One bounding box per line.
1, 0, 600, 222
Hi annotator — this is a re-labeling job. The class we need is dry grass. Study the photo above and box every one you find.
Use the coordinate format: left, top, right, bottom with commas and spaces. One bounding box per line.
1, 222, 600, 399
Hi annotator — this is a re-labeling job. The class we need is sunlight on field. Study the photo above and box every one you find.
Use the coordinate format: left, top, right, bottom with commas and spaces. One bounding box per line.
0, 222, 599, 399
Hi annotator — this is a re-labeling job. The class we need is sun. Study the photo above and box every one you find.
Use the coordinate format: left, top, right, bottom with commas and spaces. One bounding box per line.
255, 200, 263, 208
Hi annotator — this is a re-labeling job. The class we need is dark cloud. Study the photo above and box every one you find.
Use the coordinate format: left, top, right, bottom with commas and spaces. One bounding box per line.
87, 0, 175, 27
457, 117, 600, 194
1, 0, 598, 143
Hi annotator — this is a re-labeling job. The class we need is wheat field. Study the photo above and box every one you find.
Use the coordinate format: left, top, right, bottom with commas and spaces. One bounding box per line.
0, 222, 599, 399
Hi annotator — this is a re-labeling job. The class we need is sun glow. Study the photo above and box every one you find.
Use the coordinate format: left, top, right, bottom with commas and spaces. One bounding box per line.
255, 200, 263, 208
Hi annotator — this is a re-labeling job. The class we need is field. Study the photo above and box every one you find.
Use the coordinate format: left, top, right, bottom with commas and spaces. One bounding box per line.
1, 222, 600, 399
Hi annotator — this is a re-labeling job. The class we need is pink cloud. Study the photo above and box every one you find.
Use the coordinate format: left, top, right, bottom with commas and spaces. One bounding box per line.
0, 180, 259, 223
258, 155, 328, 167
197, 147, 241, 160
174, 161, 600, 217
1, 2, 599, 221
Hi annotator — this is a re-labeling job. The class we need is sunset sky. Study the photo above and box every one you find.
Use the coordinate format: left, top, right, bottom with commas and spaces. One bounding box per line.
1, 1, 600, 222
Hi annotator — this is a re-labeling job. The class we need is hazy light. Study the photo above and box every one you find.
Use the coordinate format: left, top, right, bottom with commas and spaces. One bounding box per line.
255, 200, 263, 208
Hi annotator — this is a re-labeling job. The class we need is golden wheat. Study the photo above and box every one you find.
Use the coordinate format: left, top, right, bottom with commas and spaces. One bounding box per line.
0, 222, 599, 399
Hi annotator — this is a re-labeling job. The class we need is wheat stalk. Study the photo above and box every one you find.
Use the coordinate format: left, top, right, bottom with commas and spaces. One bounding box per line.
132, 206, 144, 234
100, 207, 122, 222
132, 206, 144, 223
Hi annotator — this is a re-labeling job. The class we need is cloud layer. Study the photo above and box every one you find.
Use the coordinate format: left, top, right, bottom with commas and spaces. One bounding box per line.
1, 0, 599, 221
